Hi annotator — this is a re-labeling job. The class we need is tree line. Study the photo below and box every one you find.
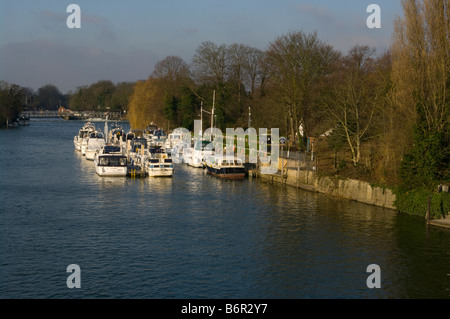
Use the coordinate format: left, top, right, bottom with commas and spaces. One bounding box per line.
0, 80, 136, 127
127, 0, 448, 190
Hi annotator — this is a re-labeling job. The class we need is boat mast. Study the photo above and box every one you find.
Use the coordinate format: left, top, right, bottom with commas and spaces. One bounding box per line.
104, 115, 109, 144
211, 90, 215, 141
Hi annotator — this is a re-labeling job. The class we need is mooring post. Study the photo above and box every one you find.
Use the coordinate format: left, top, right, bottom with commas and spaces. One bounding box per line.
426, 196, 431, 224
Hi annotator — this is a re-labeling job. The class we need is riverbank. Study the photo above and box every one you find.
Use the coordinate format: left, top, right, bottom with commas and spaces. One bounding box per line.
255, 157, 450, 228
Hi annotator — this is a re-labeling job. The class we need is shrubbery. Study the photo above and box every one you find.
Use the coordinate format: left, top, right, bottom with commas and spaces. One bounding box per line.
394, 187, 450, 219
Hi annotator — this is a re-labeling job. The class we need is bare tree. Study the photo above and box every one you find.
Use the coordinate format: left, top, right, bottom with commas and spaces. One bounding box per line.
226, 43, 249, 103
267, 30, 339, 149
151, 55, 191, 83
322, 46, 382, 165
191, 41, 228, 86
242, 46, 265, 98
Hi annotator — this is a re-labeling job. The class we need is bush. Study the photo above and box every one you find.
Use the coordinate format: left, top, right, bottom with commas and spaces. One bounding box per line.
394, 187, 450, 219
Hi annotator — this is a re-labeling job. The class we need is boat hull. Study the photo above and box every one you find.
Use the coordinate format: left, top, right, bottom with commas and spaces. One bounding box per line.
206, 166, 246, 180
95, 166, 128, 176
85, 149, 96, 160
147, 168, 173, 177
74, 137, 81, 151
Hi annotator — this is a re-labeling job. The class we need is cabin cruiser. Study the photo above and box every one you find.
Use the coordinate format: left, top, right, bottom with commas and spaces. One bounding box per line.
187, 140, 214, 168
81, 129, 103, 155
109, 125, 125, 147
203, 155, 247, 180
74, 122, 95, 152
171, 141, 191, 163
143, 124, 158, 143
143, 146, 173, 177
164, 129, 189, 154
128, 137, 148, 167
85, 131, 106, 160
150, 129, 167, 147
94, 146, 128, 176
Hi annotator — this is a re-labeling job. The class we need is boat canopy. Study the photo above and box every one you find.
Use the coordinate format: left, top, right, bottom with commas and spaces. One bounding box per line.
103, 146, 122, 154
131, 138, 147, 147
90, 132, 104, 139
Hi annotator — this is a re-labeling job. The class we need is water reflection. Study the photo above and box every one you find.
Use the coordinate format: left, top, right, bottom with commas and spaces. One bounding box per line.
1, 119, 450, 299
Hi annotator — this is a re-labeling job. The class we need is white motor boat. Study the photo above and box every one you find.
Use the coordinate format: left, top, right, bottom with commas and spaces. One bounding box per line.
187, 140, 214, 168
143, 146, 173, 177
85, 131, 106, 160
170, 141, 191, 163
109, 125, 125, 147
128, 137, 148, 167
164, 129, 189, 154
74, 122, 95, 152
143, 124, 158, 144
94, 146, 128, 176
151, 129, 167, 147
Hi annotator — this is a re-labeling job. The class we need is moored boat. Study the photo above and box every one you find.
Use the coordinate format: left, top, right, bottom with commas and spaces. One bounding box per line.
187, 140, 213, 168
143, 146, 173, 177
94, 146, 128, 176
85, 131, 106, 160
203, 155, 247, 180
74, 122, 95, 152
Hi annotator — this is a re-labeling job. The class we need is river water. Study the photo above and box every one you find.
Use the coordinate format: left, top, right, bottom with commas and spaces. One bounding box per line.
0, 119, 449, 299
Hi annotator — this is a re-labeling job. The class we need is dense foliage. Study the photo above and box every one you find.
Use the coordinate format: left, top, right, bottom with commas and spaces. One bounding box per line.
394, 187, 450, 219
0, 81, 24, 127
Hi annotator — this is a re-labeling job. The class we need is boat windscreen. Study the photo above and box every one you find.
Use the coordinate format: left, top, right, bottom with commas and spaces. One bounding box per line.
195, 140, 212, 150
99, 156, 127, 166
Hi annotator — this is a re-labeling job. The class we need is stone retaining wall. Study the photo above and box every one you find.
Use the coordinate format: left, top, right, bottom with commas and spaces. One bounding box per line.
260, 157, 396, 210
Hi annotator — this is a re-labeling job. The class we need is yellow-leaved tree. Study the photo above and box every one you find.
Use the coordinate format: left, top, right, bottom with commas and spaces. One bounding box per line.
127, 78, 165, 130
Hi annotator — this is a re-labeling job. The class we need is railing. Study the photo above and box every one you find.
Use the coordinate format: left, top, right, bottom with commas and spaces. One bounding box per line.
278, 149, 317, 171
20, 111, 59, 118
19, 110, 124, 120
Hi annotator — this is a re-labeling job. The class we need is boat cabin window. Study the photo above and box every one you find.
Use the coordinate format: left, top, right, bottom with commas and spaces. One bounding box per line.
149, 147, 163, 154
79, 131, 90, 138
99, 156, 127, 166
220, 167, 246, 174
104, 146, 121, 154
195, 140, 212, 151
220, 158, 242, 166
154, 129, 165, 137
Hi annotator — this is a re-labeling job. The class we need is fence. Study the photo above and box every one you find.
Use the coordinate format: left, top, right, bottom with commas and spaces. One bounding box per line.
279, 150, 317, 171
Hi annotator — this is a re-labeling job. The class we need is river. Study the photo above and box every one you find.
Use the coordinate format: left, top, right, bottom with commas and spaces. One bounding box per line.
0, 119, 449, 299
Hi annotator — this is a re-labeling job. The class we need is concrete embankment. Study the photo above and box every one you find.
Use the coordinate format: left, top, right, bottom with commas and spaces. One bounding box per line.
255, 157, 450, 228
257, 157, 396, 210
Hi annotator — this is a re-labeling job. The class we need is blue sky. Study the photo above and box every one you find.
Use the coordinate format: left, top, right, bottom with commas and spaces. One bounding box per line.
0, 0, 404, 94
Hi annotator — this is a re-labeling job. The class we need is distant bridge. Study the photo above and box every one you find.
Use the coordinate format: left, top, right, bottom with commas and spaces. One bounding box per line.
19, 110, 124, 120
20, 110, 60, 118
